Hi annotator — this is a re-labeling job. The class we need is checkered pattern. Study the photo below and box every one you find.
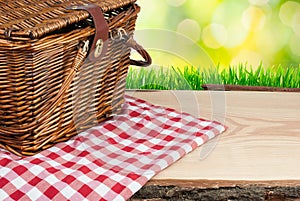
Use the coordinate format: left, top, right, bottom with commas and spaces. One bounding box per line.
0, 95, 226, 201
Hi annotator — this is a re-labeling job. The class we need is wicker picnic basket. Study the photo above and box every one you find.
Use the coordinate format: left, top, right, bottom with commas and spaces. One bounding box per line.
0, 0, 151, 156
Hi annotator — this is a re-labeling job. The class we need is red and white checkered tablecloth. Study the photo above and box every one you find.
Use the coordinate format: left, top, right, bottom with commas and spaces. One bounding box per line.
0, 95, 226, 201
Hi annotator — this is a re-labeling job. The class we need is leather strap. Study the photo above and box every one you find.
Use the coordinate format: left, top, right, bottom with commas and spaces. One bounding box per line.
67, 4, 109, 61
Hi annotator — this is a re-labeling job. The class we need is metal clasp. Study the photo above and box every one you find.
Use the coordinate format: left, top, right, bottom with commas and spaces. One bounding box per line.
82, 40, 90, 53
110, 28, 129, 41
118, 28, 128, 40
94, 39, 103, 58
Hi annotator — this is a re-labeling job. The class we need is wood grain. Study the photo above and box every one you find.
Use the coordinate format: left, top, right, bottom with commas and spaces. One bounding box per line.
126, 90, 300, 194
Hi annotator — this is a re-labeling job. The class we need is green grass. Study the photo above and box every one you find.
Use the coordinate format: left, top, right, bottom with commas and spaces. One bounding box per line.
219, 64, 300, 88
126, 64, 300, 90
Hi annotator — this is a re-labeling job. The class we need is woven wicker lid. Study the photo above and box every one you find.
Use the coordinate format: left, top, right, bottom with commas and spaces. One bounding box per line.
0, 0, 136, 40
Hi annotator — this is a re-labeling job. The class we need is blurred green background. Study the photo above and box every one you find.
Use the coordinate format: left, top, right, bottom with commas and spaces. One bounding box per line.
135, 0, 300, 69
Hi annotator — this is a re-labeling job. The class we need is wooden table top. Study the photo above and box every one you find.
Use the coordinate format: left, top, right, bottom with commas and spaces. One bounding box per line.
127, 90, 300, 188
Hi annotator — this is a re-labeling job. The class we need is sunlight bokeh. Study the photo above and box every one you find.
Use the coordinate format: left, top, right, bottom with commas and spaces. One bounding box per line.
135, 0, 300, 69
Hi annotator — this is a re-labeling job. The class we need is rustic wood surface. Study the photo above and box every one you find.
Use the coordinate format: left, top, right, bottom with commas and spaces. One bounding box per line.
126, 90, 300, 201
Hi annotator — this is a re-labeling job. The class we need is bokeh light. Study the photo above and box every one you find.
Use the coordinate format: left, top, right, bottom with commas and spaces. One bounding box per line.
242, 6, 266, 31
249, 0, 269, 6
292, 11, 300, 37
279, 1, 300, 26
212, 0, 249, 48
202, 23, 227, 49
177, 19, 201, 42
166, 0, 186, 7
136, 0, 300, 68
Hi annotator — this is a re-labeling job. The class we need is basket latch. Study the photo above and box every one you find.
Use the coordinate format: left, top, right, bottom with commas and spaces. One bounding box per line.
67, 4, 109, 61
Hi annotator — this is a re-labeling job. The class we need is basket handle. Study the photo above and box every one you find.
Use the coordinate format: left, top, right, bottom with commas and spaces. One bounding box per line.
127, 37, 152, 67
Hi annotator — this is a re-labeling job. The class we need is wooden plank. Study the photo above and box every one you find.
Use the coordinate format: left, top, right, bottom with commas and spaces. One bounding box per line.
126, 90, 300, 200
